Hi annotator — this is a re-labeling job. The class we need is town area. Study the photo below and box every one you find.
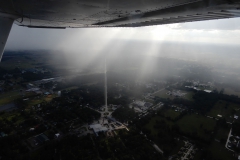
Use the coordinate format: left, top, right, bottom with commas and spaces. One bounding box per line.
0, 52, 240, 160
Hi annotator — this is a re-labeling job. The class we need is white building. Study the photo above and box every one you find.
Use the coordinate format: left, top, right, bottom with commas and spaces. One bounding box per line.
134, 100, 145, 107
89, 124, 108, 136
204, 90, 212, 93
58, 91, 61, 97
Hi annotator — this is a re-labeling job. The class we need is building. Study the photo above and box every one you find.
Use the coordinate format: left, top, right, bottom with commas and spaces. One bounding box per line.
58, 91, 61, 97
144, 102, 153, 108
133, 100, 152, 111
134, 100, 145, 107
0, 132, 7, 137
26, 83, 35, 89
107, 116, 116, 122
44, 92, 50, 95
89, 124, 108, 136
204, 90, 212, 93
26, 88, 40, 93
55, 133, 60, 138
34, 133, 49, 145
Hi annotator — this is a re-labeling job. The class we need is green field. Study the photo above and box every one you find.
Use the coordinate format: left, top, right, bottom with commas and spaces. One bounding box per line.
0, 112, 25, 128
145, 113, 216, 141
208, 141, 234, 160
0, 56, 35, 70
164, 109, 181, 120
64, 86, 79, 91
224, 87, 240, 97
183, 91, 194, 101
215, 127, 230, 141
153, 89, 172, 99
207, 123, 233, 160
215, 86, 240, 97
0, 91, 55, 113
193, 141, 234, 160
207, 100, 240, 121
176, 114, 216, 141
144, 116, 173, 135
26, 94, 56, 108
171, 140, 185, 156
153, 89, 194, 101
0, 90, 22, 105
145, 98, 154, 103
144, 114, 230, 160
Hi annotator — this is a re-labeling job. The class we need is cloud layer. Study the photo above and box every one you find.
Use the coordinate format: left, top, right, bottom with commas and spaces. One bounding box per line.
5, 17, 240, 52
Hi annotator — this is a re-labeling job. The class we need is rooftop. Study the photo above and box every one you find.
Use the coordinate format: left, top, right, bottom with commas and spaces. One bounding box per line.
89, 124, 108, 135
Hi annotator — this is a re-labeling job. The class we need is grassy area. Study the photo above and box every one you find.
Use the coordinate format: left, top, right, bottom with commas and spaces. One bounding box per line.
216, 86, 240, 97
80, 127, 87, 131
183, 91, 194, 101
153, 89, 171, 99
144, 116, 173, 136
207, 100, 240, 121
170, 140, 185, 155
215, 127, 230, 141
0, 112, 25, 126
153, 89, 194, 101
84, 82, 98, 86
0, 91, 56, 108
145, 113, 216, 141
176, 114, 216, 141
224, 87, 240, 97
27, 99, 43, 107
44, 94, 56, 102
208, 141, 234, 160
0, 90, 22, 105
0, 56, 36, 70
164, 109, 181, 120
64, 86, 79, 91
193, 141, 234, 160
26, 94, 56, 107
145, 98, 154, 103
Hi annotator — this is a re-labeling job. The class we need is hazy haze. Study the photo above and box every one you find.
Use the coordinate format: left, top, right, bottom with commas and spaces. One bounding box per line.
4, 17, 240, 75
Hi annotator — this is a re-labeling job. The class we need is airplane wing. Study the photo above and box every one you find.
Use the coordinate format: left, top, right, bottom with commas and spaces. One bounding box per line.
0, 0, 240, 59
1, 0, 239, 28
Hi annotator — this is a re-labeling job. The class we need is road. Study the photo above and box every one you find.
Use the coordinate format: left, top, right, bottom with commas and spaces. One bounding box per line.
182, 145, 193, 160
153, 144, 163, 154
87, 105, 113, 119
152, 88, 165, 95
225, 128, 234, 152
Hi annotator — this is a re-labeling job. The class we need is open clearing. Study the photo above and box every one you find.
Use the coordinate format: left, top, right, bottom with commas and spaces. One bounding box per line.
26, 94, 56, 107
207, 100, 240, 121
164, 109, 181, 120
144, 116, 173, 136
176, 114, 216, 141
208, 141, 234, 160
0, 90, 22, 106
145, 113, 216, 141
153, 89, 173, 99
153, 89, 194, 101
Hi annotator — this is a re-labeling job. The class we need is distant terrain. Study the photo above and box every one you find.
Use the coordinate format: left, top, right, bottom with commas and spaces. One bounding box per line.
0, 51, 240, 160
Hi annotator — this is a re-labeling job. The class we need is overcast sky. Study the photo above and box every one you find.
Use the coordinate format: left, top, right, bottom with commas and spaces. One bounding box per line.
5, 17, 240, 60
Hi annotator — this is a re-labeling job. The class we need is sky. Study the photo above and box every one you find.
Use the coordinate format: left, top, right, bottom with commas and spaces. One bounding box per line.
5, 17, 240, 60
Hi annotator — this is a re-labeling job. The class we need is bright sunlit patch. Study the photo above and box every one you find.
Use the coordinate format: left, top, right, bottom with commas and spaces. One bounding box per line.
166, 23, 181, 29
